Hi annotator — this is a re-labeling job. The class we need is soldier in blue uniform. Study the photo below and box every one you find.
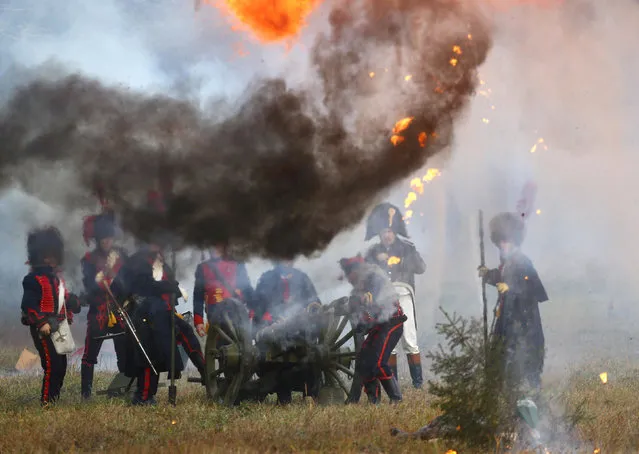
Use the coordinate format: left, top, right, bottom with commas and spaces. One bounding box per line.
20, 226, 82, 405
253, 260, 321, 403
79, 213, 129, 399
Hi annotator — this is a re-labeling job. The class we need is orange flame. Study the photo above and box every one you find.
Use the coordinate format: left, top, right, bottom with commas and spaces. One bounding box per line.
403, 168, 442, 223
404, 192, 417, 208
393, 117, 414, 134
390, 117, 414, 147
423, 168, 441, 182
410, 178, 424, 195
211, 0, 320, 42
418, 131, 427, 148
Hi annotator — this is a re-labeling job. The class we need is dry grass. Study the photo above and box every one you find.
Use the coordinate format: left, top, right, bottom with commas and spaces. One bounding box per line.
0, 358, 637, 453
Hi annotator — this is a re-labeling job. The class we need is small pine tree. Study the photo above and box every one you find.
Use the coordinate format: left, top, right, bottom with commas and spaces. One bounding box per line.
425, 308, 522, 452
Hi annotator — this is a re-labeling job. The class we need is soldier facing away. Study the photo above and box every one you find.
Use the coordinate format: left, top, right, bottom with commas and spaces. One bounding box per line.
364, 202, 426, 388
192, 246, 255, 336
20, 226, 82, 405
253, 260, 321, 324
253, 259, 321, 404
80, 213, 129, 399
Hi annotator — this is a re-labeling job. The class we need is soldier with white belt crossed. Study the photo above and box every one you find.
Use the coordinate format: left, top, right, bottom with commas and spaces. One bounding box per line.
365, 202, 426, 389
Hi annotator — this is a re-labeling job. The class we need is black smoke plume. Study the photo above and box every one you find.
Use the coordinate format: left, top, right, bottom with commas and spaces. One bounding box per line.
0, 0, 491, 259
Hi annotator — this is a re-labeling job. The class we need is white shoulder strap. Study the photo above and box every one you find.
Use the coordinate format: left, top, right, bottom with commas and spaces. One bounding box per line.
58, 278, 67, 317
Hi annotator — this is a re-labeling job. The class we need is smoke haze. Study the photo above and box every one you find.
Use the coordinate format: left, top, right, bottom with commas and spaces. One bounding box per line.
1, 0, 638, 393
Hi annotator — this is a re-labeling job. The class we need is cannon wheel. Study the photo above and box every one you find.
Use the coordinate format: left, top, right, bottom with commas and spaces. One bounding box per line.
316, 310, 358, 404
204, 300, 255, 406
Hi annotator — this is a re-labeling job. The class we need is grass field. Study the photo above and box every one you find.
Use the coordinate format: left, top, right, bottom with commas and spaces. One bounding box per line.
0, 352, 637, 454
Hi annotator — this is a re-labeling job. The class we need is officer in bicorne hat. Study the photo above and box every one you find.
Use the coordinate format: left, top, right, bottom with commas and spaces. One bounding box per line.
364, 202, 426, 389
80, 212, 129, 399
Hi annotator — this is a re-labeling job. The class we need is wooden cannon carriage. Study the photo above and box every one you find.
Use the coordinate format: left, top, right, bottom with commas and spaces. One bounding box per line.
200, 298, 360, 406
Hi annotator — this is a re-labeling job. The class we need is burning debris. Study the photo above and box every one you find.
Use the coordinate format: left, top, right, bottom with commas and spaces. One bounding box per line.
0, 0, 492, 259
403, 168, 442, 222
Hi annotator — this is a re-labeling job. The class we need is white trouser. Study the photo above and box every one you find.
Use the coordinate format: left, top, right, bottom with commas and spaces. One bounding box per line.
392, 284, 419, 355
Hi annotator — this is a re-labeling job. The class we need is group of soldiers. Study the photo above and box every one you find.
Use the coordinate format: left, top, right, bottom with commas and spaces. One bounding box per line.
20, 191, 547, 410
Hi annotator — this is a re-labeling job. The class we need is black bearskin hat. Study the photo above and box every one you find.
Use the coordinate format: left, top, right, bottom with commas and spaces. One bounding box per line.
93, 212, 116, 241
339, 254, 365, 275
489, 212, 526, 247
27, 226, 64, 266
365, 202, 408, 241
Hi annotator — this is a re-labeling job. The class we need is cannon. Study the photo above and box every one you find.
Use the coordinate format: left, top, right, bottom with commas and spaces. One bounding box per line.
200, 297, 360, 406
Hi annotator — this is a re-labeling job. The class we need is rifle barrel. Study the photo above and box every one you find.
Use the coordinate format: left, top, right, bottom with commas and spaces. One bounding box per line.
103, 283, 158, 375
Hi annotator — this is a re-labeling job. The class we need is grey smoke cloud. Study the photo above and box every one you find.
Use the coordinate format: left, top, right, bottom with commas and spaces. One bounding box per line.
0, 0, 491, 261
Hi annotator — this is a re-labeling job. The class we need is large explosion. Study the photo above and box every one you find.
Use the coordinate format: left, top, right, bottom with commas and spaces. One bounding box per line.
0, 0, 492, 258
210, 0, 321, 42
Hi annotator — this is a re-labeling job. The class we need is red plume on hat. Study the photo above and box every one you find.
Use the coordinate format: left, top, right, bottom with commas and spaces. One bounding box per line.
82, 182, 116, 246
339, 254, 365, 275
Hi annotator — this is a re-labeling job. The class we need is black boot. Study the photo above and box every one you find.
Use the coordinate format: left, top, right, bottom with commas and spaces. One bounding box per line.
364, 380, 381, 404
380, 376, 402, 403
81, 364, 93, 400
345, 372, 363, 404
277, 389, 292, 405
389, 353, 398, 380
189, 351, 207, 386
407, 353, 423, 389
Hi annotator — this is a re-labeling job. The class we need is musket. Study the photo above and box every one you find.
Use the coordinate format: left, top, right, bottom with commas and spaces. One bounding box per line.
168, 248, 178, 407
478, 209, 488, 362
102, 283, 158, 375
